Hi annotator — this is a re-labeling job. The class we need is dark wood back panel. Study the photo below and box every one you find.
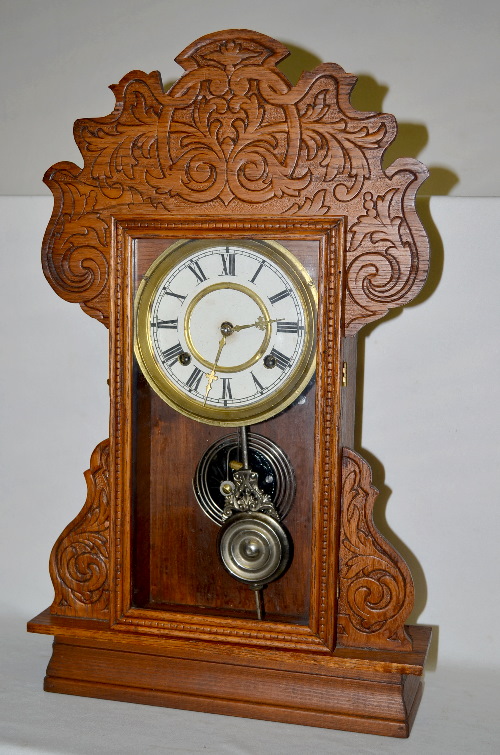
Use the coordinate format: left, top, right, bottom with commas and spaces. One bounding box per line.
132, 237, 319, 623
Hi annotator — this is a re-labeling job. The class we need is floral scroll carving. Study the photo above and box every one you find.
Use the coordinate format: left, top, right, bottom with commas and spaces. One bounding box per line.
42, 29, 428, 333
337, 449, 414, 650
158, 40, 309, 206
49, 439, 110, 619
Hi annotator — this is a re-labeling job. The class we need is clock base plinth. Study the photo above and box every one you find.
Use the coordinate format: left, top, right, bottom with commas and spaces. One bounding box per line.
28, 610, 431, 739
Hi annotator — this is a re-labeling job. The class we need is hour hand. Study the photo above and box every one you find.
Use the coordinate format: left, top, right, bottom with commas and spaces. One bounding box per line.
203, 335, 226, 405
232, 316, 283, 333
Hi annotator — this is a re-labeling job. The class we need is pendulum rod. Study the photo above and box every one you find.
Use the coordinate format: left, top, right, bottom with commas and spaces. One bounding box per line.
240, 425, 264, 621
239, 425, 249, 470
254, 586, 264, 621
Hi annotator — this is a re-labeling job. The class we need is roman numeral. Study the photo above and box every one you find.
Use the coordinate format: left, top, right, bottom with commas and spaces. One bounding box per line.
185, 366, 204, 392
269, 288, 291, 304
251, 371, 264, 394
222, 378, 232, 405
187, 260, 207, 284
162, 287, 186, 303
161, 342, 183, 366
277, 321, 299, 333
153, 318, 178, 329
270, 347, 291, 370
220, 249, 236, 276
249, 260, 265, 284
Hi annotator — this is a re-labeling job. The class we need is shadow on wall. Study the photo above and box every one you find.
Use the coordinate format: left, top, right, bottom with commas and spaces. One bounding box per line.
281, 44, 459, 670
351, 74, 455, 669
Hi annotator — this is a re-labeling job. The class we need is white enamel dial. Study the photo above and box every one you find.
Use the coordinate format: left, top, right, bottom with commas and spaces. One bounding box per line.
134, 240, 317, 426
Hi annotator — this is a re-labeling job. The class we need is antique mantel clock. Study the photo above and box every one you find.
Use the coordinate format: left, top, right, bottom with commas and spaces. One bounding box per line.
28, 29, 431, 738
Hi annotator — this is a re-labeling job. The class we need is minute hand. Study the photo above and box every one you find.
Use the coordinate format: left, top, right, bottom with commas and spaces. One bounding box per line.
232, 316, 283, 333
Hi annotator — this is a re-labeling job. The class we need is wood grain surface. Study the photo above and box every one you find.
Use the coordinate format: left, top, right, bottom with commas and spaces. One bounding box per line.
32, 29, 431, 737
40, 29, 428, 333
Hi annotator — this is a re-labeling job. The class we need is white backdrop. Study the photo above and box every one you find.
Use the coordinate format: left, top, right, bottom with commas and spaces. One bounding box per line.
1, 0, 500, 751
1, 196, 499, 753
1, 0, 499, 197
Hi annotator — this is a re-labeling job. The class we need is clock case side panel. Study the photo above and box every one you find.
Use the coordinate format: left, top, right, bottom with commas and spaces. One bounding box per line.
337, 449, 414, 651
48, 438, 111, 620
110, 217, 345, 653
336, 339, 415, 652
336, 337, 415, 651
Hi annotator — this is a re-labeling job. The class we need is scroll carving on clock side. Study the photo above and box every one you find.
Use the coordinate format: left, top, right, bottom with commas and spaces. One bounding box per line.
41, 29, 428, 334
337, 449, 414, 650
49, 439, 110, 619
42, 163, 112, 326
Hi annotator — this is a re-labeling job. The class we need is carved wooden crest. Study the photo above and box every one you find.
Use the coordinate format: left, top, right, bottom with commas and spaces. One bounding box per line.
42, 29, 428, 333
43, 29, 426, 654
33, 31, 432, 736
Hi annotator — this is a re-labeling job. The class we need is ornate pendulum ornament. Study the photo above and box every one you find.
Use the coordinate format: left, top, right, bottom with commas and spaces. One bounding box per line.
218, 512, 291, 620
219, 426, 280, 522
220, 468, 277, 521
196, 426, 293, 619
193, 431, 295, 525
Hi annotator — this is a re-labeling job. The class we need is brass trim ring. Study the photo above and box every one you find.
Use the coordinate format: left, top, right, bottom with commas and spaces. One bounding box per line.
184, 282, 271, 373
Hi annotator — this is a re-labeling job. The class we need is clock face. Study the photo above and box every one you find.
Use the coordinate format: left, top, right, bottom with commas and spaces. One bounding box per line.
134, 239, 317, 426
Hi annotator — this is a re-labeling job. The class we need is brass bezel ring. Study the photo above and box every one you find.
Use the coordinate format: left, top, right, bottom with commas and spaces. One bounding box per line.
134, 238, 317, 427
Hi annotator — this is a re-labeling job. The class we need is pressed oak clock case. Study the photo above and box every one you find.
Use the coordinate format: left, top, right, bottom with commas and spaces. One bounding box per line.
28, 29, 431, 738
